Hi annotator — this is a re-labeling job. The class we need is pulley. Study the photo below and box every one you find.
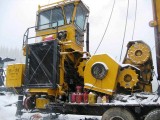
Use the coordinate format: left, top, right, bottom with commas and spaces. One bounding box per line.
128, 42, 150, 64
118, 67, 139, 89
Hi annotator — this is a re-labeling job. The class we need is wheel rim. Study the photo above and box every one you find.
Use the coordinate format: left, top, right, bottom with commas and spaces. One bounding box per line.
110, 116, 125, 120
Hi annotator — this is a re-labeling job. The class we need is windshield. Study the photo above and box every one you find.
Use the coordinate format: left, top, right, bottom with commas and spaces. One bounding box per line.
64, 4, 74, 24
38, 10, 51, 30
38, 7, 64, 30
75, 4, 88, 30
52, 8, 64, 28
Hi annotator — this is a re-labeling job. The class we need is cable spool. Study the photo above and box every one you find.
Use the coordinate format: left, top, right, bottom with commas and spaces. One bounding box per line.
118, 67, 139, 89
128, 43, 150, 64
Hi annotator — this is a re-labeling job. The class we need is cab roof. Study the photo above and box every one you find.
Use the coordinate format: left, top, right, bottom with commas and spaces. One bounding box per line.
38, 0, 89, 13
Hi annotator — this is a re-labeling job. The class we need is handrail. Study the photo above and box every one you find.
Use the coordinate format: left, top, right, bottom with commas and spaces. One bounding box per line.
23, 22, 58, 47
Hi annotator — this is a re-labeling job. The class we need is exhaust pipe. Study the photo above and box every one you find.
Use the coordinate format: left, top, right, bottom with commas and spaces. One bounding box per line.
86, 22, 89, 52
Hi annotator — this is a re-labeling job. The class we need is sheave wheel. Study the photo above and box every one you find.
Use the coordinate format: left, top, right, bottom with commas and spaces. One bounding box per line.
145, 109, 160, 120
101, 107, 135, 120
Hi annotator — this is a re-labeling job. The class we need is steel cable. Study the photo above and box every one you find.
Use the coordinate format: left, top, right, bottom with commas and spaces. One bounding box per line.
132, 0, 137, 40
94, 0, 116, 55
119, 0, 130, 62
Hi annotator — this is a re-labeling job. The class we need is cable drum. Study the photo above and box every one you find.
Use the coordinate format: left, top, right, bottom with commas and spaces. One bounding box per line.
128, 43, 150, 64
91, 62, 108, 80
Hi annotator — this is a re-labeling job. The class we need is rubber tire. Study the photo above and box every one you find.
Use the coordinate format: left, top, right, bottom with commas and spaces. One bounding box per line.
145, 109, 160, 120
101, 107, 135, 120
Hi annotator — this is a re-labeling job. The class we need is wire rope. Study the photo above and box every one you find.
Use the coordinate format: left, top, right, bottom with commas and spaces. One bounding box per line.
94, 0, 116, 55
132, 0, 137, 40
119, 0, 130, 62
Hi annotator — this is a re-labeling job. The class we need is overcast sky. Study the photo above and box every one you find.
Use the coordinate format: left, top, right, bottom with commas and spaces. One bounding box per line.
0, 0, 155, 58
0, 0, 158, 89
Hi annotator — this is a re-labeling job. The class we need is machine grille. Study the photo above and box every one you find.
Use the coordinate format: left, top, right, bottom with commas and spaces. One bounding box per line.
25, 40, 59, 88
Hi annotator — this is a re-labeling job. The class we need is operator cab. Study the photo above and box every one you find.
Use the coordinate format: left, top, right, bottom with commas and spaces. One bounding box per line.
36, 0, 89, 51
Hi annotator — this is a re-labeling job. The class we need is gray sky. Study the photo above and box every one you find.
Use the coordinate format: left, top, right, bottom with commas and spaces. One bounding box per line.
0, 0, 155, 67
0, 0, 155, 58
0, 0, 158, 89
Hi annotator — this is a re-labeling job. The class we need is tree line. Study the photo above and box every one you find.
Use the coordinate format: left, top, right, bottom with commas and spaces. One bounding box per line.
0, 46, 25, 68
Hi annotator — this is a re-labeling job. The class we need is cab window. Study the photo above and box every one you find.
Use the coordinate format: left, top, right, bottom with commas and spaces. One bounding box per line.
52, 7, 64, 28
38, 7, 64, 30
75, 4, 87, 30
64, 4, 74, 24
38, 10, 51, 30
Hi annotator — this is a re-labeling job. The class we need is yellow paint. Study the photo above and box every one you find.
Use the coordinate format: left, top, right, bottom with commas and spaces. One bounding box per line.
35, 0, 88, 52
77, 59, 87, 77
29, 86, 66, 96
128, 42, 150, 64
123, 41, 153, 92
36, 25, 83, 51
21, 0, 90, 100
150, 0, 160, 31
39, 0, 80, 12
118, 67, 139, 89
36, 98, 49, 109
59, 54, 65, 86
155, 0, 160, 32
144, 84, 152, 92
71, 1, 79, 22
139, 64, 153, 83
84, 54, 120, 95
138, 83, 152, 93
6, 64, 25, 87
29, 88, 58, 96
23, 0, 89, 55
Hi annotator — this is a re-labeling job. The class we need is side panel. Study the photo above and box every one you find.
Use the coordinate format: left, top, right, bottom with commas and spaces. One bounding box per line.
6, 64, 25, 87
84, 54, 120, 95
36, 25, 83, 51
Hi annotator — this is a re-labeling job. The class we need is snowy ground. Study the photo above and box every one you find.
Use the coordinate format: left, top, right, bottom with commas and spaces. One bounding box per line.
0, 92, 17, 120
0, 93, 102, 120
1, 92, 160, 120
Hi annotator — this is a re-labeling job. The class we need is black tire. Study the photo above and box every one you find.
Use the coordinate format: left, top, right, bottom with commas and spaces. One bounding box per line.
145, 109, 160, 120
101, 107, 135, 120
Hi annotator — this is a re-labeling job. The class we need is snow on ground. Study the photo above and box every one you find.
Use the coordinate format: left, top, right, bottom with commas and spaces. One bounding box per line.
22, 113, 101, 120
0, 93, 101, 120
0, 92, 17, 120
1, 92, 160, 120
